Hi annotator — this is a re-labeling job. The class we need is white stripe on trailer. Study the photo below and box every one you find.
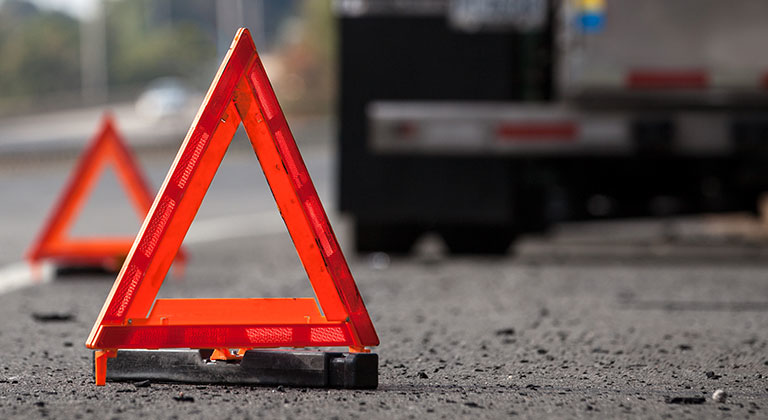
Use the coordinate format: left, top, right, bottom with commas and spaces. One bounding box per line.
368, 102, 632, 155
368, 101, 755, 156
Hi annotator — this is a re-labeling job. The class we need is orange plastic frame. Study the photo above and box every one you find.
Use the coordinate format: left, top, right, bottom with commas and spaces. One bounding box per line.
26, 114, 186, 270
86, 29, 379, 385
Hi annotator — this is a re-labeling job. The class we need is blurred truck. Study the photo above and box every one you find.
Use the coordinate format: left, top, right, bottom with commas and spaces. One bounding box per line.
336, 0, 768, 253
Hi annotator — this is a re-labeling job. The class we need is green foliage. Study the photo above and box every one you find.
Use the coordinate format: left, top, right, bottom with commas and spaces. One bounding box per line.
0, 0, 216, 105
281, 0, 335, 113
109, 23, 215, 86
0, 5, 80, 97
105, 1, 216, 87
301, 0, 335, 63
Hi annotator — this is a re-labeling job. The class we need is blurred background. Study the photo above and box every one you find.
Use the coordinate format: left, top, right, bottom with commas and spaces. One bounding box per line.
3, 0, 768, 261
0, 0, 333, 159
0, 0, 333, 114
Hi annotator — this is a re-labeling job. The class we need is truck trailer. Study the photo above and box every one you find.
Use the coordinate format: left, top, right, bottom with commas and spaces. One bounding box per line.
337, 0, 768, 254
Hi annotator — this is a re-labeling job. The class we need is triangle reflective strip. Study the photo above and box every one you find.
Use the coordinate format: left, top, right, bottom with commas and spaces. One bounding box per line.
86, 29, 378, 358
26, 114, 186, 267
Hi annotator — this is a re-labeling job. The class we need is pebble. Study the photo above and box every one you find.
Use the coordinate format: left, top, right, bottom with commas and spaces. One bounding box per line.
705, 371, 722, 380
173, 392, 194, 403
712, 389, 727, 403
495, 328, 515, 336
31, 312, 74, 322
665, 396, 706, 405
133, 380, 151, 388
369, 252, 390, 270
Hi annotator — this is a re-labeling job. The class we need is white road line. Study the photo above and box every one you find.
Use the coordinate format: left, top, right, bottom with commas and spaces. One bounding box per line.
0, 261, 54, 294
0, 211, 287, 295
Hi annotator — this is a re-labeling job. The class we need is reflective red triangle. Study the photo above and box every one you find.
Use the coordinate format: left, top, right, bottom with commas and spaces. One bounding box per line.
26, 114, 186, 270
86, 29, 378, 380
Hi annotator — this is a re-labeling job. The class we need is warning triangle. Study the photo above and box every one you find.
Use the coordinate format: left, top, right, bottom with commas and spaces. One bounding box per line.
26, 114, 186, 270
86, 28, 378, 384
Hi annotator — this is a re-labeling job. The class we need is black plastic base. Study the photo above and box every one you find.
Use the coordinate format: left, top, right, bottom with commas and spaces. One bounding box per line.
55, 265, 119, 277
104, 350, 378, 389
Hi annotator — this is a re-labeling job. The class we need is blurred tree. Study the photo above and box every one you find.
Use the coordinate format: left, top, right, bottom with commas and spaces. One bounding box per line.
0, 1, 80, 99
301, 0, 336, 109
0, 0, 217, 112
270, 0, 335, 114
105, 0, 216, 89
0, 0, 314, 114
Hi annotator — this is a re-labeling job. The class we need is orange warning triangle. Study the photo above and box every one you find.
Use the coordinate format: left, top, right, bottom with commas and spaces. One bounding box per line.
86, 28, 378, 384
26, 114, 187, 270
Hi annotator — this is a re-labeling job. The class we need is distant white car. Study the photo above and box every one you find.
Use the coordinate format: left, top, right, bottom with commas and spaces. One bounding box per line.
135, 77, 192, 120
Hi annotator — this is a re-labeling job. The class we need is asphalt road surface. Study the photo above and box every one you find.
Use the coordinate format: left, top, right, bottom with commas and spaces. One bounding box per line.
0, 118, 766, 419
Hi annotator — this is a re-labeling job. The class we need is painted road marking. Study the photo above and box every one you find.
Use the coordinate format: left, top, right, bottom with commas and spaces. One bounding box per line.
0, 261, 54, 294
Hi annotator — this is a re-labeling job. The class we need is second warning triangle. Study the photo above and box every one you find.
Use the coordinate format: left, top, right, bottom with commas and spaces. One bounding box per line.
26, 114, 187, 274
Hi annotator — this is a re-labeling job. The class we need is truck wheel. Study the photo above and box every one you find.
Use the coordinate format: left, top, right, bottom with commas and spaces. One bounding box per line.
355, 222, 421, 254
440, 226, 515, 255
